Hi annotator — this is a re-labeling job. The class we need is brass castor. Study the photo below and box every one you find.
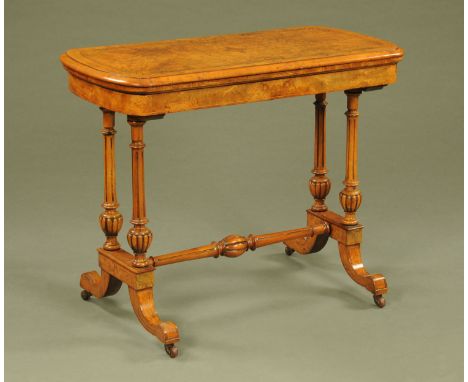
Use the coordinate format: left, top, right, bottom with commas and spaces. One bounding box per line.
285, 246, 295, 256
373, 294, 386, 308
164, 344, 178, 358
81, 290, 92, 301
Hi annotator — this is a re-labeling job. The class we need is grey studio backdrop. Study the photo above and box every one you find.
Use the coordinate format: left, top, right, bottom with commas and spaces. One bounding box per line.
5, 1, 463, 381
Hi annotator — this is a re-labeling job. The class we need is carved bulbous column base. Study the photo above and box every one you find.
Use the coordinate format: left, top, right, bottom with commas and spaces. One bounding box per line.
309, 175, 331, 212
99, 210, 124, 250
127, 226, 153, 267
339, 188, 362, 225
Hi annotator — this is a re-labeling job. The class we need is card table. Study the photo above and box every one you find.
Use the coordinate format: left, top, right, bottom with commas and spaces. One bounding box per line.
60, 26, 404, 358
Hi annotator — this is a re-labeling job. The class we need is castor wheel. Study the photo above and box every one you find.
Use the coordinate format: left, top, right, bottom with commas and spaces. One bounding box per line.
164, 344, 178, 358
285, 246, 295, 256
373, 294, 386, 308
81, 290, 92, 301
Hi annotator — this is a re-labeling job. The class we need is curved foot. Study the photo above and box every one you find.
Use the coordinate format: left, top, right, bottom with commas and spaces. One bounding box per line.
309, 232, 329, 253
80, 269, 122, 299
285, 246, 295, 256
373, 294, 386, 308
165, 344, 178, 358
283, 221, 330, 255
338, 243, 388, 303
81, 290, 92, 301
129, 287, 180, 346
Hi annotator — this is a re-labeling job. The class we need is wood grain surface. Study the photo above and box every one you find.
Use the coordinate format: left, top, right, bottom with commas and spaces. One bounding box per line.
60, 26, 403, 115
61, 26, 403, 90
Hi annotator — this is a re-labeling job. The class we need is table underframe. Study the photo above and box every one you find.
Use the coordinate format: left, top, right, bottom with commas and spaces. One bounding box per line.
79, 89, 388, 359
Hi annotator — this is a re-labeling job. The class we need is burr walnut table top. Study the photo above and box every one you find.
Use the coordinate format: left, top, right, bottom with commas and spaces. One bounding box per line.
60, 26, 404, 115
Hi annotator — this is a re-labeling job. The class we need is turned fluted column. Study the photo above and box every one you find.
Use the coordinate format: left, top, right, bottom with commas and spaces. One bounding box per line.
309, 93, 331, 211
340, 90, 362, 225
127, 117, 153, 268
99, 108, 123, 250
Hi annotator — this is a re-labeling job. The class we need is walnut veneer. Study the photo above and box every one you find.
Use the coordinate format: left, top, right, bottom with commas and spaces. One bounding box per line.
61, 26, 404, 358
